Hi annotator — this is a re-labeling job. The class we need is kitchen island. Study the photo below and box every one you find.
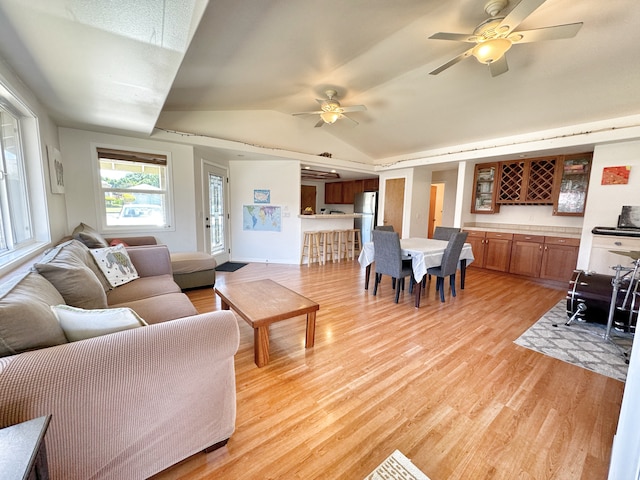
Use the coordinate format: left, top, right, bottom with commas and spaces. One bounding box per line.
299, 213, 362, 232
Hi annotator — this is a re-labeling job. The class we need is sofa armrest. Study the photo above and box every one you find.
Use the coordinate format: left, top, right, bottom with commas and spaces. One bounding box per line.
126, 244, 172, 277
0, 310, 240, 480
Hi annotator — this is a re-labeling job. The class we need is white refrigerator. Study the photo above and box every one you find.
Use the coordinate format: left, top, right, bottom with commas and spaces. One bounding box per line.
354, 192, 378, 244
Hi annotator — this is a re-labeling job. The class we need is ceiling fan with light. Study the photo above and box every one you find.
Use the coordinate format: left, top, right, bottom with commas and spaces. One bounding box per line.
293, 90, 367, 127
428, 0, 583, 77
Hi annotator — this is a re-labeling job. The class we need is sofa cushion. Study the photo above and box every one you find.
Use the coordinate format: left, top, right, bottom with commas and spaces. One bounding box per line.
57, 239, 111, 292
106, 274, 181, 305
110, 293, 198, 324
72, 222, 109, 248
90, 244, 139, 287
51, 304, 148, 341
0, 272, 68, 357
34, 241, 108, 309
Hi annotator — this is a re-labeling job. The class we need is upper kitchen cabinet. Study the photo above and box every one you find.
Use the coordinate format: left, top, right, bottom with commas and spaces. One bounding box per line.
552, 153, 593, 216
325, 178, 378, 204
497, 156, 556, 205
471, 163, 500, 214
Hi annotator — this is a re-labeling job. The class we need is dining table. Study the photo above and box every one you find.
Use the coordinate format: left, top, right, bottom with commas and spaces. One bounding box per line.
358, 237, 475, 307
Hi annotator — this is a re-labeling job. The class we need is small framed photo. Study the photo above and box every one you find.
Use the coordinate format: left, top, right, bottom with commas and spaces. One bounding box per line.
254, 189, 270, 204
47, 145, 65, 194
601, 166, 631, 185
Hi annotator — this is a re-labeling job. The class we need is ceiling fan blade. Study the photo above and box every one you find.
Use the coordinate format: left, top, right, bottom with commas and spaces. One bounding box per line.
429, 32, 475, 43
292, 110, 323, 116
314, 118, 325, 128
340, 114, 359, 125
498, 0, 547, 36
341, 105, 367, 113
489, 55, 509, 77
509, 22, 583, 43
429, 47, 474, 75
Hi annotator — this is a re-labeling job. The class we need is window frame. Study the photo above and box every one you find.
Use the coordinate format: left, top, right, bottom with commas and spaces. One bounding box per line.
92, 144, 175, 234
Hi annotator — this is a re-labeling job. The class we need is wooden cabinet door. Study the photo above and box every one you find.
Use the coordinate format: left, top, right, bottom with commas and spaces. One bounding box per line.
465, 231, 486, 268
325, 182, 343, 204
363, 178, 379, 191
341, 181, 356, 204
484, 233, 513, 272
540, 237, 580, 281
509, 234, 544, 277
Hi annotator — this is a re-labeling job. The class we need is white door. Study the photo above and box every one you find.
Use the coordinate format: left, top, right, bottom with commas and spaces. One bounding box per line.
203, 163, 230, 265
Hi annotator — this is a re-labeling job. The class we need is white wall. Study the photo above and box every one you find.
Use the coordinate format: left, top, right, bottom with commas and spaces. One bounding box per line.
578, 140, 640, 269
229, 160, 301, 263
432, 169, 458, 227
58, 128, 199, 252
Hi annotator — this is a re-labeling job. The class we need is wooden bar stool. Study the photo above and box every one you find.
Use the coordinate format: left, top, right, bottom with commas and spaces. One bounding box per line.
334, 229, 348, 262
347, 228, 362, 260
300, 231, 321, 266
318, 230, 335, 265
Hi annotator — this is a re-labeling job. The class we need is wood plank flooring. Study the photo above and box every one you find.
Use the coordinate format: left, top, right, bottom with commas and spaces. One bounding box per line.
150, 261, 625, 480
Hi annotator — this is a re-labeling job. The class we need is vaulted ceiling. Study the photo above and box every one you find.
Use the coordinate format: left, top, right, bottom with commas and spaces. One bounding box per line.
1, 0, 639, 168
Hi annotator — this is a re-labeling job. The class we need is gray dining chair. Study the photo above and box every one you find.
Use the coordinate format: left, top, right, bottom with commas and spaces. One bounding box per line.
374, 225, 394, 232
426, 231, 468, 302
432, 226, 461, 241
372, 230, 414, 303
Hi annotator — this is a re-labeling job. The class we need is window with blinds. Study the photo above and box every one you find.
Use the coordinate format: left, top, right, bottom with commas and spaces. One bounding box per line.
96, 147, 171, 229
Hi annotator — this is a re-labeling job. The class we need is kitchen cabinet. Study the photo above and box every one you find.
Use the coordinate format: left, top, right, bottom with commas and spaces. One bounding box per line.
552, 153, 592, 216
471, 163, 500, 214
325, 182, 343, 204
465, 231, 512, 271
497, 156, 557, 205
509, 234, 545, 277
540, 236, 580, 282
363, 178, 379, 191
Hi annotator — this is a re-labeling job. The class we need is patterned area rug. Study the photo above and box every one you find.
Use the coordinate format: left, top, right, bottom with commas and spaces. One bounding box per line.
365, 450, 431, 480
515, 300, 634, 382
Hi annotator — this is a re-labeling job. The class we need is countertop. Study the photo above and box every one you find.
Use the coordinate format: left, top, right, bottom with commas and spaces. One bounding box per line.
299, 214, 362, 219
463, 223, 582, 239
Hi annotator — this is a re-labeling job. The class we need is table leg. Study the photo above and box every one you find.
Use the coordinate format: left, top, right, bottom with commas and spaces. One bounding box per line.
306, 311, 316, 348
220, 300, 230, 310
254, 326, 270, 367
414, 277, 422, 308
460, 260, 467, 289
364, 264, 371, 290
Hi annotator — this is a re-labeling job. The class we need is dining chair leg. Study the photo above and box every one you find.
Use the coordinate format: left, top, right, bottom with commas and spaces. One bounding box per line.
437, 277, 445, 302
373, 273, 380, 296
450, 273, 457, 297
394, 282, 402, 303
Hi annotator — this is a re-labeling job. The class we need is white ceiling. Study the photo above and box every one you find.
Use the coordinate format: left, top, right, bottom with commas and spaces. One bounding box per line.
1, 0, 640, 171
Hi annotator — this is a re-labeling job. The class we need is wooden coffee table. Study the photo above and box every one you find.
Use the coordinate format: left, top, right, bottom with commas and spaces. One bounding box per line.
215, 279, 320, 367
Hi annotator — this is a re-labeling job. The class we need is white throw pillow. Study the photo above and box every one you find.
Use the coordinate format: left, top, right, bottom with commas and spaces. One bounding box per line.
90, 244, 139, 287
51, 304, 148, 342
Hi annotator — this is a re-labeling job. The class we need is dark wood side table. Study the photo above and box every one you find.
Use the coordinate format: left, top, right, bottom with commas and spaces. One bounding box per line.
0, 415, 52, 480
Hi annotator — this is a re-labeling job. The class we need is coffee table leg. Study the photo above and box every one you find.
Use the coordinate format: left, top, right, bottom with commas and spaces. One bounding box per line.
306, 311, 316, 348
254, 326, 269, 367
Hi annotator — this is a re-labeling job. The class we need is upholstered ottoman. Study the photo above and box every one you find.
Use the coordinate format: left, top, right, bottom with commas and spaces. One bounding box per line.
170, 252, 216, 290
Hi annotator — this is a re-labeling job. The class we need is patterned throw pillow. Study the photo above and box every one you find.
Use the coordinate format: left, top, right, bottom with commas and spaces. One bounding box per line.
51, 304, 147, 342
90, 244, 139, 287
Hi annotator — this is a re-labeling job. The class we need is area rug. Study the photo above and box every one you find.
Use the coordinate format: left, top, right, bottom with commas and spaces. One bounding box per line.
214, 262, 247, 272
514, 300, 633, 382
365, 450, 431, 480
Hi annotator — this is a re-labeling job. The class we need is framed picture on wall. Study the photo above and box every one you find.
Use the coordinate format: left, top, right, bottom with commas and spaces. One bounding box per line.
254, 189, 270, 204
47, 145, 65, 194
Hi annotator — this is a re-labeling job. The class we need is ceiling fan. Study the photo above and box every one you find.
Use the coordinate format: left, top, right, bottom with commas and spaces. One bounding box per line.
292, 90, 367, 127
428, 0, 583, 77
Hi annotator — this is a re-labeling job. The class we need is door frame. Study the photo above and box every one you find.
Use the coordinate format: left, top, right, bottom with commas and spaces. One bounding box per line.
202, 162, 230, 265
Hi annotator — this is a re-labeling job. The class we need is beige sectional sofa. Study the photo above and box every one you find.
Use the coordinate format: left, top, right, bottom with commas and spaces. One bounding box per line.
0, 238, 239, 479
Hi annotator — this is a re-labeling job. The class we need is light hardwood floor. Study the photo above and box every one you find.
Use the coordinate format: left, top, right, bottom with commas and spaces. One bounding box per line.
151, 261, 624, 480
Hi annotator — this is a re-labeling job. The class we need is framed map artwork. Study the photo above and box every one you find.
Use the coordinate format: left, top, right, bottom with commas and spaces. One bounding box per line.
243, 205, 281, 232
254, 189, 270, 204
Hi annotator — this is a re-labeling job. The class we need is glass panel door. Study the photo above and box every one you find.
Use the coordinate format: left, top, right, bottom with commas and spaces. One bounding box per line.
203, 163, 229, 264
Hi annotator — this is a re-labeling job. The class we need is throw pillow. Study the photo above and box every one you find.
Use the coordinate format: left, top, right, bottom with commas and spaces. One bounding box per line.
72, 222, 109, 248
51, 304, 148, 342
109, 238, 129, 247
90, 244, 140, 287
0, 272, 68, 357
34, 241, 108, 309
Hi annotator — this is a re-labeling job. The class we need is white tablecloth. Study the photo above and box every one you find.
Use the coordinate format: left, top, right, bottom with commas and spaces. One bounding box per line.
358, 238, 475, 282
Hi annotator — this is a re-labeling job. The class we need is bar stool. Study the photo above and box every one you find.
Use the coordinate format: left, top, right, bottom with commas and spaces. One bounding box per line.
318, 230, 335, 265
334, 229, 348, 262
347, 228, 362, 260
300, 231, 321, 266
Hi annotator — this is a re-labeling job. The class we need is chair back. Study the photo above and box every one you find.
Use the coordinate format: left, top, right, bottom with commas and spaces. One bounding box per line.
372, 230, 403, 278
374, 225, 394, 232
438, 232, 468, 277
433, 226, 461, 241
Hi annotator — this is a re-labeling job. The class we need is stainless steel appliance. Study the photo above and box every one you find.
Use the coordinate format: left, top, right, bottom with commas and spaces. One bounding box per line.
354, 192, 377, 244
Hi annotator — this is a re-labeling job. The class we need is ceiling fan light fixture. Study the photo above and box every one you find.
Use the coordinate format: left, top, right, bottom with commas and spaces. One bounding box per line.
472, 37, 512, 64
320, 111, 340, 124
